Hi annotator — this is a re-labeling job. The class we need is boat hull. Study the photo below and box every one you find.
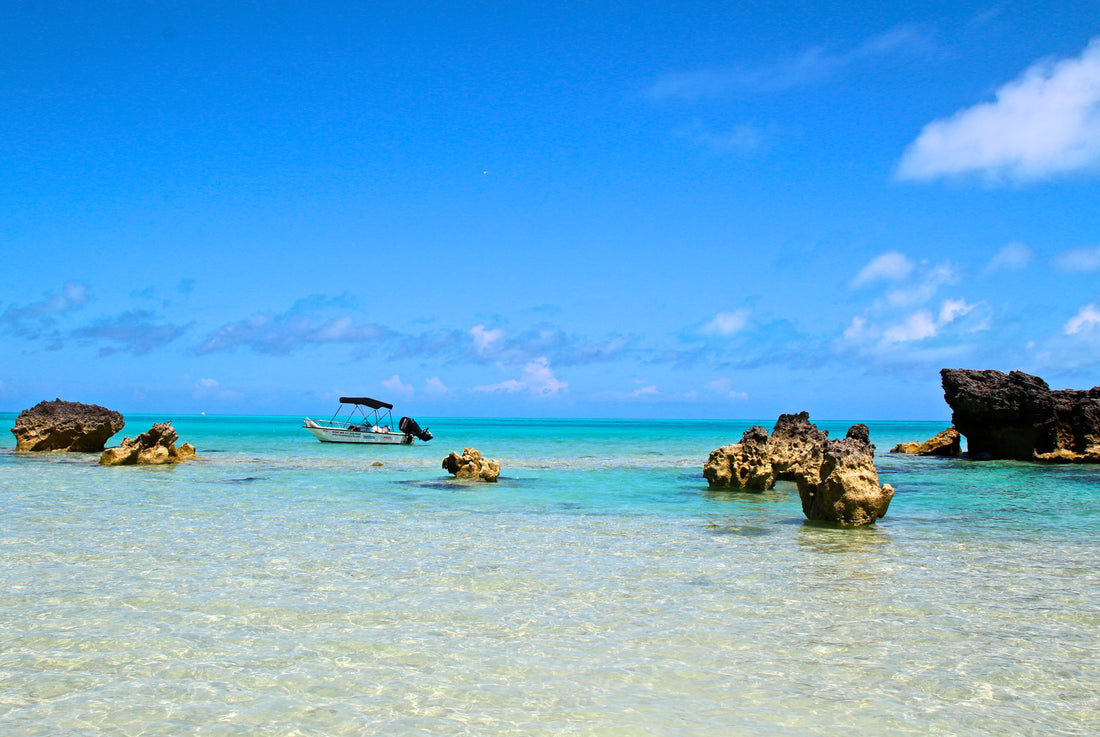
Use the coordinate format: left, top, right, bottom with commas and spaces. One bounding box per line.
303, 419, 413, 445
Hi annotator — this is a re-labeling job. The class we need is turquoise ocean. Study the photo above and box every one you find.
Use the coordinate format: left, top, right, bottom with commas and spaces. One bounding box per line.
1, 414, 1098, 735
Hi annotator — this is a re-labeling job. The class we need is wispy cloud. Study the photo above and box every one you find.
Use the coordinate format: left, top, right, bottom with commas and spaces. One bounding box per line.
851, 251, 914, 287
702, 310, 750, 336
985, 241, 1034, 273
1065, 304, 1100, 334
71, 310, 188, 356
0, 282, 91, 338
382, 374, 414, 397
472, 357, 568, 397
897, 36, 1100, 182
197, 296, 389, 355
393, 323, 631, 368
646, 25, 930, 101
1053, 243, 1100, 272
673, 121, 763, 154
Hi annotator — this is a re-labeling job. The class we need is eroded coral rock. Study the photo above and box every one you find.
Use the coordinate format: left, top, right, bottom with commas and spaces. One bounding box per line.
797, 425, 895, 526
891, 427, 961, 456
99, 422, 195, 466
703, 426, 774, 491
442, 447, 501, 482
11, 399, 124, 452
703, 415, 894, 525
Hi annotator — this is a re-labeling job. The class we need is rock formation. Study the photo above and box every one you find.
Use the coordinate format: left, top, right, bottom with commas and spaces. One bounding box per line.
11, 399, 125, 452
704, 413, 894, 526
99, 422, 196, 466
940, 369, 1100, 462
442, 447, 501, 482
891, 427, 962, 456
798, 425, 895, 526
702, 425, 774, 490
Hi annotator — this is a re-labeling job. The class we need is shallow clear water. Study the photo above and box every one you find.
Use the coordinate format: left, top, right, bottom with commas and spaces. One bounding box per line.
2, 414, 1098, 735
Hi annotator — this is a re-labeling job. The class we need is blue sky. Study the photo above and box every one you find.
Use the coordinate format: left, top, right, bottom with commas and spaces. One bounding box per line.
3, 1, 1099, 419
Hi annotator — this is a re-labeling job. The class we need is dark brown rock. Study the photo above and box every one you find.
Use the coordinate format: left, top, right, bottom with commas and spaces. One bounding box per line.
941, 369, 1100, 462
11, 399, 124, 452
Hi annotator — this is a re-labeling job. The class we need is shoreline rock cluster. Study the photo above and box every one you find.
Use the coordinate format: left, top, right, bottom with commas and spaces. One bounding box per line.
704, 412, 894, 526
11, 399, 196, 466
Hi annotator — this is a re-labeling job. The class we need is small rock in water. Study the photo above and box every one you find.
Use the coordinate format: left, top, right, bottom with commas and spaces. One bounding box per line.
442, 447, 501, 482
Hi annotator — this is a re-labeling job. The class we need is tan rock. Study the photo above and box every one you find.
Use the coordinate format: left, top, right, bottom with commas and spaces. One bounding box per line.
891, 427, 961, 456
442, 447, 501, 482
703, 426, 774, 491
797, 426, 894, 526
98, 422, 192, 466
703, 415, 894, 526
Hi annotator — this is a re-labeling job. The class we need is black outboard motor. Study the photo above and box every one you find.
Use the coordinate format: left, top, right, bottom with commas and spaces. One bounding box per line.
399, 416, 433, 442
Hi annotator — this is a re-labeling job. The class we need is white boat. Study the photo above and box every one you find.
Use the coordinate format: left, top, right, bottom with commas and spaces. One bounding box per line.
303, 397, 433, 445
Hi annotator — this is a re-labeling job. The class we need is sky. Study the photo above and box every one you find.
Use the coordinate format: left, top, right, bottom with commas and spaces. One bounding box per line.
2, 1, 1100, 420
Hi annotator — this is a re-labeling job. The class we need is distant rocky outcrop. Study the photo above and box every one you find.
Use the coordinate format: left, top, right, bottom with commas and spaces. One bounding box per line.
704, 412, 894, 526
11, 399, 124, 452
442, 447, 501, 482
891, 427, 962, 456
941, 369, 1100, 462
99, 422, 196, 466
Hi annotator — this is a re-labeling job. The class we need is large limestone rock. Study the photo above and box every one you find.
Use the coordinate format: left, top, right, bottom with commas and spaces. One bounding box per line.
11, 399, 124, 452
703, 426, 774, 490
798, 425, 895, 526
442, 447, 501, 482
99, 422, 195, 466
941, 369, 1100, 462
891, 427, 962, 456
704, 415, 894, 526
767, 411, 828, 480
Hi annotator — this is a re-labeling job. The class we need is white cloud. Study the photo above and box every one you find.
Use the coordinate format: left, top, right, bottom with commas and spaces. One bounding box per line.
469, 324, 504, 356
882, 311, 938, 344
843, 297, 987, 352
472, 357, 568, 397
382, 374, 413, 396
985, 242, 1034, 272
852, 251, 913, 287
424, 377, 448, 395
898, 36, 1100, 182
883, 263, 955, 307
1053, 243, 1100, 271
1065, 304, 1100, 334
702, 309, 750, 336
939, 298, 975, 324
631, 384, 659, 397
522, 357, 568, 395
